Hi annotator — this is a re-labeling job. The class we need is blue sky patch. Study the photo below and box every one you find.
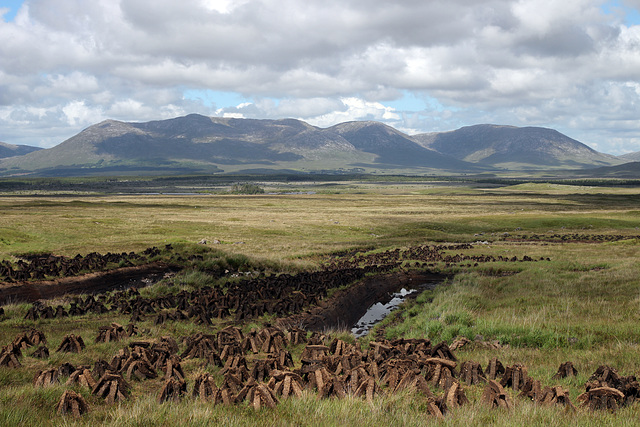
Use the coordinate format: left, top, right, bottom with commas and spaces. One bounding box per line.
183, 89, 250, 109
1, 0, 24, 22
385, 91, 426, 112
602, 0, 640, 25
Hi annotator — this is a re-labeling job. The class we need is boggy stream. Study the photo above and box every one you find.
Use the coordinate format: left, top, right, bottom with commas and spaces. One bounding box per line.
352, 285, 429, 338
282, 270, 449, 335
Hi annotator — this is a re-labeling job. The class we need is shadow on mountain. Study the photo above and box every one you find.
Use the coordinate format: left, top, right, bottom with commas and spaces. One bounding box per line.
96, 135, 302, 163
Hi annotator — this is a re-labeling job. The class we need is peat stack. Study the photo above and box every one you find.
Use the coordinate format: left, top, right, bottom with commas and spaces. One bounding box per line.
56, 334, 85, 353
482, 380, 512, 409
56, 390, 89, 417
92, 373, 130, 404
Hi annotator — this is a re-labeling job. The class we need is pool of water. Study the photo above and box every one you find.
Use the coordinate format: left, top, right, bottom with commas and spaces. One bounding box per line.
351, 287, 419, 338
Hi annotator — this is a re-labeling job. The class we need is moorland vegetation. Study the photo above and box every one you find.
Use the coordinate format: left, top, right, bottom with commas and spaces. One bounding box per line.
0, 176, 639, 425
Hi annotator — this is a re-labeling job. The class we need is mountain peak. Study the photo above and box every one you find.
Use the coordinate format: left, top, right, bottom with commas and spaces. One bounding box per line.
330, 120, 399, 133
413, 124, 619, 169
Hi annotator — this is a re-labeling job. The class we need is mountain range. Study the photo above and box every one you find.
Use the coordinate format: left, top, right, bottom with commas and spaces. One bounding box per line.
619, 151, 640, 162
0, 141, 42, 159
412, 124, 621, 169
0, 114, 634, 176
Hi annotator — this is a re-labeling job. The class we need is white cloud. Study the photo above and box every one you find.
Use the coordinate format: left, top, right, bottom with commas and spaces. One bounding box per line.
308, 98, 400, 127
200, 0, 250, 14
62, 101, 102, 126
47, 72, 100, 96
222, 112, 245, 118
216, 97, 400, 128
0, 0, 639, 154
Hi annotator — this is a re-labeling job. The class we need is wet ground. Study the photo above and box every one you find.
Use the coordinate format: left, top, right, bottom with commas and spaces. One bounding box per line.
0, 262, 174, 305
351, 285, 435, 338
279, 270, 449, 333
1, 263, 447, 339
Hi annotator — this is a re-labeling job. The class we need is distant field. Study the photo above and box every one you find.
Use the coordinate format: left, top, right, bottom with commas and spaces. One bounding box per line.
1, 181, 639, 261
1, 179, 640, 425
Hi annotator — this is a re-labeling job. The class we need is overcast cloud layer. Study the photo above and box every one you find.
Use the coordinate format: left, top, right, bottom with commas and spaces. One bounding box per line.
1, 0, 640, 154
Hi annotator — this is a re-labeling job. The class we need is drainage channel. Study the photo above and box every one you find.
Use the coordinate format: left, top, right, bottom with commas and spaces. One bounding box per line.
278, 271, 449, 334
351, 281, 439, 338
0, 263, 176, 305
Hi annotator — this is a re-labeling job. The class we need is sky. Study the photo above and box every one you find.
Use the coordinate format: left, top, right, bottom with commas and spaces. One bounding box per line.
1, 0, 640, 155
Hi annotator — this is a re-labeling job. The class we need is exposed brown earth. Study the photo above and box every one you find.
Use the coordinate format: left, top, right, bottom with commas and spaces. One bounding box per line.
503, 233, 640, 243
0, 262, 173, 305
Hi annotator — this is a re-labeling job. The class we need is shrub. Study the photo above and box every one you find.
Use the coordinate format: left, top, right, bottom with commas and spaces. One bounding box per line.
230, 183, 265, 194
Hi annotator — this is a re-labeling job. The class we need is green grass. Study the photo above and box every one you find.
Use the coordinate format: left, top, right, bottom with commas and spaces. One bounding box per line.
0, 186, 638, 261
2, 181, 640, 424
380, 246, 640, 351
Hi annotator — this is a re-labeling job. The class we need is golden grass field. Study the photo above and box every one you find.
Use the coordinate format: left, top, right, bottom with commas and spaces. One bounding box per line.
1, 180, 640, 425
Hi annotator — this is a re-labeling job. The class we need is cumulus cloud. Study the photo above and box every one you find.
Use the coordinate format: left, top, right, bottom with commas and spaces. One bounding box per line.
0, 0, 640, 153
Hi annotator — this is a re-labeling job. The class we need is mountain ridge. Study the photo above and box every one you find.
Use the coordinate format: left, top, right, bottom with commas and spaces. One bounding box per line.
412, 124, 622, 169
0, 141, 43, 159
0, 115, 628, 176
619, 151, 640, 162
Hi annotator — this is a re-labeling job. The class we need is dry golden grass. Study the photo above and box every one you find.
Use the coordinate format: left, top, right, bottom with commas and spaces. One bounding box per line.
1, 182, 639, 262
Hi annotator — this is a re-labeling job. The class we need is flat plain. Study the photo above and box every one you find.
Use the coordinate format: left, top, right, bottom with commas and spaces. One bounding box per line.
1, 178, 640, 425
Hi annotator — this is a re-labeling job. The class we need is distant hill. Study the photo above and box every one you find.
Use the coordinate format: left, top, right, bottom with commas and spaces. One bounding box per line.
328, 121, 473, 169
619, 151, 640, 162
571, 161, 640, 178
0, 116, 625, 176
0, 114, 478, 176
0, 141, 42, 159
412, 124, 623, 169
